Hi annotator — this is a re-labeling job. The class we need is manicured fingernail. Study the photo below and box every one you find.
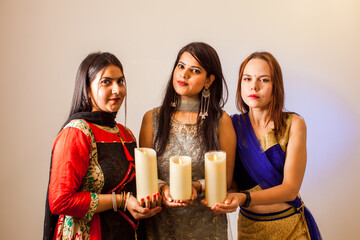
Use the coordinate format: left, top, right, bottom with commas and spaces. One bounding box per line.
153, 194, 156, 198
146, 209, 150, 213
146, 195, 150, 200
140, 198, 144, 202
156, 192, 160, 196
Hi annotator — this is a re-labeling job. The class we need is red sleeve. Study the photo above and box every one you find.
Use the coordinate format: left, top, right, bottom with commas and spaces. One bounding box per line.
48, 126, 93, 218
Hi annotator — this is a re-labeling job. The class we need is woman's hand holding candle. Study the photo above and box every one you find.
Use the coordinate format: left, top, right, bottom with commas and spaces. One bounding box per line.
135, 148, 158, 202
161, 155, 198, 207
159, 184, 197, 207
201, 192, 243, 214
204, 151, 227, 207
161, 185, 186, 207
135, 148, 162, 212
139, 192, 162, 209
127, 195, 162, 219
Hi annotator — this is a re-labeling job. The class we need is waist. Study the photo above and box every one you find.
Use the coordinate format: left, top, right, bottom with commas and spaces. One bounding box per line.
246, 202, 293, 214
240, 206, 300, 221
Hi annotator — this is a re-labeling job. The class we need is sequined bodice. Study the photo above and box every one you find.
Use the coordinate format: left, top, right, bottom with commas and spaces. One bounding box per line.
153, 115, 205, 183
146, 107, 227, 240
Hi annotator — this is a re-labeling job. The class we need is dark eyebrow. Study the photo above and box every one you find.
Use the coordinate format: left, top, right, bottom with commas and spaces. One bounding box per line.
101, 76, 125, 81
179, 61, 202, 70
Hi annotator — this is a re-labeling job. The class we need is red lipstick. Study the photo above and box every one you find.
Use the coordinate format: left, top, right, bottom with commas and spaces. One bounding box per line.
248, 94, 259, 99
178, 80, 188, 86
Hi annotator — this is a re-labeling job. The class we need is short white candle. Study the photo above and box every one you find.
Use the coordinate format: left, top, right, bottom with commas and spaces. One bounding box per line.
205, 151, 227, 207
169, 156, 192, 200
134, 148, 158, 201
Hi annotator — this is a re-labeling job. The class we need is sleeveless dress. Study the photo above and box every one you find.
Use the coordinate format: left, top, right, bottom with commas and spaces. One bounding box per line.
145, 107, 227, 240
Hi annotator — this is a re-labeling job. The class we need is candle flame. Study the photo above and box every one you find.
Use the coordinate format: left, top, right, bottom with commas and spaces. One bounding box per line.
213, 154, 218, 161
179, 157, 183, 164
142, 151, 147, 155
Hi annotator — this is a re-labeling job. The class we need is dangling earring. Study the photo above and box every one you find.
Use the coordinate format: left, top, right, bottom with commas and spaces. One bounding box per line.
171, 93, 177, 107
199, 86, 210, 119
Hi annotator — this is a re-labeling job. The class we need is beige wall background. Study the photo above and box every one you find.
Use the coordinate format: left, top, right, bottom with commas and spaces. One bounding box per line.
1, 0, 359, 239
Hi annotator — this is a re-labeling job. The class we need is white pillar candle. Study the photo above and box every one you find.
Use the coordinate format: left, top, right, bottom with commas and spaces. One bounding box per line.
134, 148, 158, 201
169, 156, 192, 200
205, 151, 227, 207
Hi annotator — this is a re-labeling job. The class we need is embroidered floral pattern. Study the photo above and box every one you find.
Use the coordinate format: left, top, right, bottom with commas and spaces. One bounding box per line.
91, 123, 119, 133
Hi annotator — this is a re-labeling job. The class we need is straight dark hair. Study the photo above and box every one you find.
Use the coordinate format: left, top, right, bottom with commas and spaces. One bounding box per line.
155, 42, 228, 156
236, 51, 287, 136
69, 52, 125, 117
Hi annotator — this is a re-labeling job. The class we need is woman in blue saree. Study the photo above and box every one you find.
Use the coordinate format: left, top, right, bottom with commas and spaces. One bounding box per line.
210, 52, 322, 239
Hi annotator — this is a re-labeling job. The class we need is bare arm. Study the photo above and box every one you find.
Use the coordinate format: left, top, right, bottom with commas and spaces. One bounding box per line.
211, 115, 307, 213
139, 109, 186, 207
218, 112, 237, 189
96, 194, 161, 219
139, 110, 154, 148
249, 115, 307, 205
201, 113, 237, 208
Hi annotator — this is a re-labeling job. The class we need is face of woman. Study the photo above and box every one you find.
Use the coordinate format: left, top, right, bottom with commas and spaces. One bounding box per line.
241, 58, 273, 111
173, 52, 212, 99
88, 65, 126, 113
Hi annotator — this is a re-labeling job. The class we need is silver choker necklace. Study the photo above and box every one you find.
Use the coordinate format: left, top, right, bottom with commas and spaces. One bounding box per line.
177, 98, 200, 112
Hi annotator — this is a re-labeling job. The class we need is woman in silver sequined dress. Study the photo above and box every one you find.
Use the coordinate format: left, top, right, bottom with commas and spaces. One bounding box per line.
139, 42, 236, 240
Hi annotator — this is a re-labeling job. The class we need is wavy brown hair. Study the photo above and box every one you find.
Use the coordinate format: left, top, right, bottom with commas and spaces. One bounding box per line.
236, 51, 288, 136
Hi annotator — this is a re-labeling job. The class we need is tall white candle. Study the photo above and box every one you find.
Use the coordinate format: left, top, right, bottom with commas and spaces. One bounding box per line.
170, 156, 192, 200
205, 151, 227, 207
134, 148, 158, 201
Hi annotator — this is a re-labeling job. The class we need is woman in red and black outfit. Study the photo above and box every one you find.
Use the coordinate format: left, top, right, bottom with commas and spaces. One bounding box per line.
43, 52, 161, 240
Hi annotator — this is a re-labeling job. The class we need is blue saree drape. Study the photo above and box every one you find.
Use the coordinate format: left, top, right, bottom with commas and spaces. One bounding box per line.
231, 113, 322, 240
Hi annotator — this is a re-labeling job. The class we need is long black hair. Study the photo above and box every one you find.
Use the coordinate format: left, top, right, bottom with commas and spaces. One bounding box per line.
69, 52, 124, 117
44, 52, 125, 240
155, 42, 228, 156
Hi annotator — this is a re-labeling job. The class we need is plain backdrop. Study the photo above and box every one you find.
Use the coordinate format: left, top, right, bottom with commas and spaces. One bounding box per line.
1, 0, 359, 239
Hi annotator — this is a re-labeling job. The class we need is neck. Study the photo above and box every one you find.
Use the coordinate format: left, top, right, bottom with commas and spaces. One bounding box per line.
177, 97, 200, 112
248, 108, 271, 128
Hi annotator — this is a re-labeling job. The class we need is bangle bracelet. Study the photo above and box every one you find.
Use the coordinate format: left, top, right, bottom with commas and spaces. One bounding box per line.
118, 192, 123, 210
122, 191, 126, 209
240, 191, 251, 208
157, 179, 166, 185
124, 192, 131, 211
112, 192, 117, 212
